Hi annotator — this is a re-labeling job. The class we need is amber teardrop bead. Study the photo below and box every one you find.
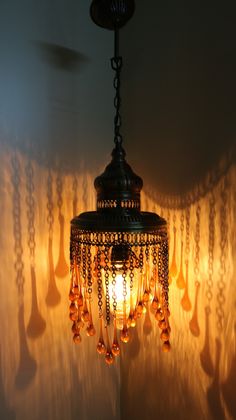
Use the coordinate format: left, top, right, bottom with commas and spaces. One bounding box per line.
112, 343, 120, 357
72, 286, 79, 296
121, 327, 130, 344
73, 333, 82, 344
155, 308, 164, 321
162, 341, 171, 352
77, 294, 83, 307
151, 297, 159, 311
97, 341, 106, 355
81, 310, 90, 323
105, 350, 114, 365
69, 312, 78, 322
158, 319, 168, 330
86, 324, 96, 337
143, 290, 150, 303
72, 322, 80, 335
70, 302, 77, 313
160, 329, 170, 341
69, 291, 75, 301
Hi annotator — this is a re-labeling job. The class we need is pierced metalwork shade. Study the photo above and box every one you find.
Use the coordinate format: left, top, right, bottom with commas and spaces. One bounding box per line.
69, 0, 170, 365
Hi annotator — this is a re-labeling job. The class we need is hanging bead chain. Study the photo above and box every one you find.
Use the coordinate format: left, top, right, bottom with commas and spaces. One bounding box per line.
97, 249, 103, 318
122, 259, 128, 304
25, 161, 36, 268
111, 263, 117, 317
158, 240, 169, 308
82, 245, 87, 287
129, 251, 134, 292
206, 193, 215, 309
87, 245, 93, 297
216, 178, 228, 333
104, 247, 111, 325
12, 155, 25, 303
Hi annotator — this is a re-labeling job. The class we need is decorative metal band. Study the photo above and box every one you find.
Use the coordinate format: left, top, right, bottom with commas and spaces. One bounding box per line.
70, 228, 167, 247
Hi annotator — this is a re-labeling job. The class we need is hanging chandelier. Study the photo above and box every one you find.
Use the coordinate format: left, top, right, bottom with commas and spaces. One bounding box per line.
69, 0, 170, 365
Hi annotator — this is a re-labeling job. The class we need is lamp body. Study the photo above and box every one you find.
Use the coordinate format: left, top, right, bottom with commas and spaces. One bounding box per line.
69, 144, 171, 363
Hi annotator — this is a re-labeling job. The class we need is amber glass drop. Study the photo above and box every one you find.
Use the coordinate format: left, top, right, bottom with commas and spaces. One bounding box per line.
158, 319, 167, 330
112, 342, 120, 356
160, 329, 170, 341
136, 301, 143, 317
97, 318, 106, 354
73, 333, 82, 344
149, 276, 155, 288
69, 302, 77, 313
81, 298, 90, 322
121, 327, 130, 343
151, 297, 159, 311
69, 290, 75, 301
143, 290, 150, 303
127, 312, 136, 328
104, 326, 114, 364
81, 310, 89, 322
72, 322, 80, 334
86, 301, 96, 336
72, 285, 79, 296
77, 294, 83, 307
86, 324, 96, 337
112, 319, 120, 356
69, 312, 78, 321
105, 350, 114, 365
155, 308, 164, 321
97, 341, 106, 355
162, 340, 171, 352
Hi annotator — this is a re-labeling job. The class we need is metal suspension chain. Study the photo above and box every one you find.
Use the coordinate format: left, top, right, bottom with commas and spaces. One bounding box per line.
111, 28, 123, 146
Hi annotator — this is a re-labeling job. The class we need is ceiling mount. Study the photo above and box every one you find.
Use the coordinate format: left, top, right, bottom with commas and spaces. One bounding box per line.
90, 0, 135, 30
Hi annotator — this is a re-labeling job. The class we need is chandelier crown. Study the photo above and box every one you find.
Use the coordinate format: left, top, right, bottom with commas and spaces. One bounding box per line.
94, 143, 143, 208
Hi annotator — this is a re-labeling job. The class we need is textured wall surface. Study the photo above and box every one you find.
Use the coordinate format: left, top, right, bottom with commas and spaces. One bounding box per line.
0, 1, 235, 420
120, 1, 236, 419
0, 1, 120, 420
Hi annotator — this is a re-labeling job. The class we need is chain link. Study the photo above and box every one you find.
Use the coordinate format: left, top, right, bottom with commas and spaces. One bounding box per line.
87, 245, 92, 296
111, 56, 123, 145
104, 247, 110, 325
97, 248, 103, 317
111, 263, 117, 315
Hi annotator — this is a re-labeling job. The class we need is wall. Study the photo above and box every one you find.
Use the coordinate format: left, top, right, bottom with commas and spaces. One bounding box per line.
0, 1, 236, 420
0, 1, 120, 420
120, 1, 236, 419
